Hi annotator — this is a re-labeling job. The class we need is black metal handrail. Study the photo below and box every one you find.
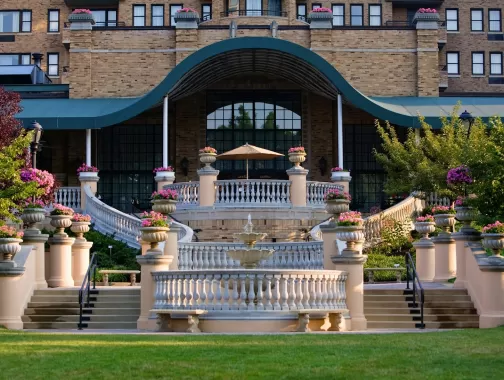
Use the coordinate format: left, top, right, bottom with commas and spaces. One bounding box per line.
64, 21, 126, 28
221, 9, 287, 17
78, 253, 98, 330
405, 251, 425, 329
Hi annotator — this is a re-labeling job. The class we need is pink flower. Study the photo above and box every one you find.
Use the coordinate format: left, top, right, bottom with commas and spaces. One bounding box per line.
331, 167, 349, 172
288, 146, 305, 153
177, 7, 198, 13
417, 8, 437, 13
199, 146, 217, 154
72, 9, 92, 15
0, 225, 23, 239
77, 163, 99, 174
310, 7, 332, 13
153, 166, 174, 174
72, 213, 91, 222
50, 203, 74, 216
482, 221, 504, 234
152, 189, 178, 200
140, 211, 169, 227
416, 215, 434, 222
431, 205, 455, 215
337, 211, 363, 226
324, 189, 352, 202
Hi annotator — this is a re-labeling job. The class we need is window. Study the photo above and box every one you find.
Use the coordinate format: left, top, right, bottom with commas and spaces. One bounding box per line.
90, 9, 117, 27
0, 54, 30, 65
447, 52, 460, 75
246, 0, 262, 16
472, 52, 484, 75
202, 4, 212, 21
470, 9, 483, 31
48, 9, 60, 32
151, 5, 164, 26
332, 4, 344, 26
446, 8, 458, 31
133, 5, 146, 26
368, 4, 381, 26
47, 53, 59, 76
490, 53, 503, 75
170, 5, 182, 26
297, 4, 307, 21
0, 10, 31, 33
350, 5, 363, 26
489, 9, 502, 32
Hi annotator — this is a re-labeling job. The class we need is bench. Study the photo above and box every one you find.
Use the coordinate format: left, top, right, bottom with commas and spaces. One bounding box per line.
295, 309, 348, 332
99, 270, 140, 286
151, 309, 208, 333
365, 267, 405, 284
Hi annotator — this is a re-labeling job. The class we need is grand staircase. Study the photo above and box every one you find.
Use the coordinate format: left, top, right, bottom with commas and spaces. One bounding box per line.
364, 288, 479, 329
23, 288, 140, 329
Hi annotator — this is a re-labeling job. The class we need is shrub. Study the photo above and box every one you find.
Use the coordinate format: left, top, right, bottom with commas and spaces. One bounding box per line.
364, 254, 410, 282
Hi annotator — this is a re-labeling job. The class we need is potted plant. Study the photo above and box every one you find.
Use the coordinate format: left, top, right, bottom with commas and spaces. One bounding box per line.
199, 146, 217, 168
454, 195, 478, 233
324, 188, 351, 218
153, 166, 175, 180
288, 147, 306, 167
20, 199, 47, 233
20, 168, 56, 206
415, 215, 436, 239
335, 211, 364, 253
0, 225, 24, 261
307, 7, 333, 28
139, 211, 170, 254
481, 221, 504, 257
77, 163, 99, 180
68, 9, 96, 25
70, 213, 91, 240
49, 203, 74, 236
174, 7, 200, 23
151, 189, 178, 215
431, 205, 456, 234
412, 8, 440, 24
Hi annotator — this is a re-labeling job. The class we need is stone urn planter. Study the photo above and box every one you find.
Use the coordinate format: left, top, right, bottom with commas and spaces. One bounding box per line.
140, 226, 169, 254
70, 222, 91, 240
154, 171, 175, 180
434, 214, 456, 234
78, 172, 99, 180
335, 226, 364, 253
325, 199, 350, 218
307, 10, 333, 29
21, 208, 46, 231
199, 152, 217, 169
415, 222, 436, 239
455, 207, 478, 233
68, 13, 96, 24
288, 152, 306, 167
152, 199, 177, 215
0, 238, 22, 261
50, 215, 73, 235
412, 11, 440, 24
174, 10, 200, 28
481, 233, 504, 257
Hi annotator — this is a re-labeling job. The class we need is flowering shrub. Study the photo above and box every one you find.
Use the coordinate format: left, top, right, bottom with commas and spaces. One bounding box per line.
331, 167, 349, 172
141, 211, 169, 227
24, 199, 45, 209
447, 165, 472, 185
369, 206, 381, 215
431, 205, 456, 215
153, 166, 174, 173
482, 221, 504, 233
20, 168, 56, 205
72, 213, 91, 222
72, 9, 92, 15
310, 7, 332, 13
50, 204, 74, 216
417, 8, 437, 13
199, 146, 217, 154
0, 225, 24, 239
177, 7, 198, 13
288, 147, 305, 154
151, 189, 178, 200
77, 163, 99, 174
324, 189, 351, 202
140, 211, 160, 219
337, 211, 363, 226
416, 215, 434, 223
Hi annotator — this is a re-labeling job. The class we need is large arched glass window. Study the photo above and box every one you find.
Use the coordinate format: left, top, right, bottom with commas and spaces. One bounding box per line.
206, 91, 302, 179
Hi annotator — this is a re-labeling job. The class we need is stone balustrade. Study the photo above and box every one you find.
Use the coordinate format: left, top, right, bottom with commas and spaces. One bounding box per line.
214, 180, 291, 207
306, 182, 344, 207
152, 269, 347, 312
167, 182, 199, 209
178, 242, 323, 270
53, 187, 81, 211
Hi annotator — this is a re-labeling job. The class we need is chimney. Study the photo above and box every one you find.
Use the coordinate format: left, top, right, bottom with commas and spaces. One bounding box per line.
31, 53, 45, 84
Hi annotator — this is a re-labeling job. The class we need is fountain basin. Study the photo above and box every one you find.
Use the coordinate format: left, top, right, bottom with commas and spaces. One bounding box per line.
226, 248, 274, 268
233, 232, 267, 248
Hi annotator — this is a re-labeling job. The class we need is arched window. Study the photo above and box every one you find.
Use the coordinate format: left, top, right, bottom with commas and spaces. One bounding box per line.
206, 91, 302, 179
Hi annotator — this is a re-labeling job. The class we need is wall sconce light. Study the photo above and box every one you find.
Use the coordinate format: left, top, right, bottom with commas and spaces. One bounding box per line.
318, 156, 328, 176
180, 157, 189, 177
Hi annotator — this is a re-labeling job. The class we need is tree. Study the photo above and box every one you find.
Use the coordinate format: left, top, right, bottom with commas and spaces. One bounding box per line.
0, 86, 23, 150
263, 111, 277, 129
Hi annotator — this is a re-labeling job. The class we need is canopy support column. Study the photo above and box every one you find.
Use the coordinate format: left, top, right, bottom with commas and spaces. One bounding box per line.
163, 96, 169, 168
86, 129, 91, 166
337, 94, 343, 168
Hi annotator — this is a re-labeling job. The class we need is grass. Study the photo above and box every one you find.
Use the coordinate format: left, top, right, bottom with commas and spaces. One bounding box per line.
1, 328, 504, 380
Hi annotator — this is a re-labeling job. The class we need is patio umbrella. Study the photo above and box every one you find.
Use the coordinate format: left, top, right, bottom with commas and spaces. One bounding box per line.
216, 143, 284, 179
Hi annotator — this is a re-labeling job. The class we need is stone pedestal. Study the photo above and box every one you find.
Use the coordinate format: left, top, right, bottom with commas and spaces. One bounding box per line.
47, 235, 75, 288
433, 235, 456, 282
331, 253, 367, 330
287, 167, 309, 207
20, 232, 49, 289
330, 173, 351, 193
198, 168, 219, 207
79, 173, 99, 211
414, 239, 435, 282
166, 225, 180, 270
137, 254, 173, 330
453, 232, 481, 289
72, 239, 93, 286
320, 224, 338, 270
155, 171, 175, 192
0, 267, 26, 329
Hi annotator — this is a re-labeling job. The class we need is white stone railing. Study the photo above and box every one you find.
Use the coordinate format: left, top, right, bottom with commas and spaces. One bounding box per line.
53, 187, 81, 211
425, 192, 451, 207
306, 182, 344, 207
83, 185, 194, 248
178, 241, 323, 270
152, 269, 347, 312
214, 180, 291, 207
165, 182, 199, 209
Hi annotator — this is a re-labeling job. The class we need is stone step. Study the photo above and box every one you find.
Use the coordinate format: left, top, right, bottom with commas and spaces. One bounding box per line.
22, 314, 139, 323
31, 295, 89, 303
366, 314, 479, 322
364, 295, 472, 302
90, 301, 140, 308
88, 308, 141, 316
364, 307, 414, 315
23, 307, 82, 315
34, 289, 140, 296
365, 307, 478, 315
23, 321, 137, 330
27, 301, 140, 309
367, 321, 479, 329
423, 301, 475, 308
364, 289, 468, 296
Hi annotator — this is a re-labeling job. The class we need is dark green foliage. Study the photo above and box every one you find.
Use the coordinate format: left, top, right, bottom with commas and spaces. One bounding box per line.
364, 254, 409, 282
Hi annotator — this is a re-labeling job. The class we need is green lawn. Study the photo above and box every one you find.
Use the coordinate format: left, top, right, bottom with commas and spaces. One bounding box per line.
1, 328, 504, 380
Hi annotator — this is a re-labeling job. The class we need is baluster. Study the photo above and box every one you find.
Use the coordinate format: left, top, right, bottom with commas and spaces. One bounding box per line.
199, 274, 207, 309
224, 182, 229, 203
174, 275, 181, 309
286, 182, 291, 205
184, 278, 192, 308
203, 247, 210, 269
207, 274, 215, 310
222, 274, 230, 310
231, 274, 239, 310
315, 275, 322, 308
271, 182, 277, 204
162, 273, 168, 308
272, 275, 281, 310
231, 182, 236, 203
247, 274, 256, 311
192, 274, 200, 309
251, 181, 256, 203
246, 181, 251, 203
296, 275, 303, 309
264, 274, 273, 310
288, 275, 296, 310
221, 246, 228, 269
280, 275, 289, 310
303, 275, 311, 309
308, 275, 316, 308
265, 182, 271, 203
321, 275, 328, 309
260, 182, 265, 203
209, 246, 216, 269
214, 274, 222, 310
328, 276, 336, 309
239, 274, 247, 310
256, 274, 264, 311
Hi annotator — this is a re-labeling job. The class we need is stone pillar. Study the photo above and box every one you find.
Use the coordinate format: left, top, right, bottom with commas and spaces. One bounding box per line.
0, 265, 26, 329
137, 254, 173, 330
20, 232, 49, 289
331, 253, 368, 331
155, 171, 175, 192
414, 239, 435, 282
175, 16, 198, 65
47, 235, 75, 288
453, 232, 481, 289
198, 168, 219, 207
287, 167, 308, 207
68, 20, 93, 98
331, 173, 351, 193
320, 224, 338, 270
79, 173, 99, 212
166, 225, 180, 270
72, 239, 93, 286
433, 235, 456, 282
162, 95, 169, 168
415, 15, 439, 97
